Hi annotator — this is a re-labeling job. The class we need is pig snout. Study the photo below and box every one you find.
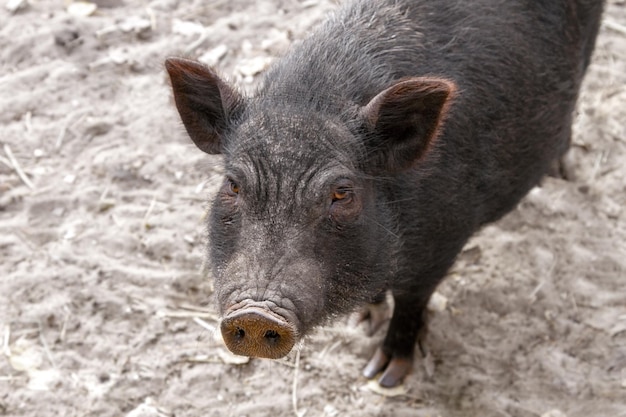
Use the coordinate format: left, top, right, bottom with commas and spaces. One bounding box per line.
220, 302, 299, 359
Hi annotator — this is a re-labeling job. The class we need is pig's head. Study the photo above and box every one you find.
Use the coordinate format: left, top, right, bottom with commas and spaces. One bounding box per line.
165, 58, 454, 359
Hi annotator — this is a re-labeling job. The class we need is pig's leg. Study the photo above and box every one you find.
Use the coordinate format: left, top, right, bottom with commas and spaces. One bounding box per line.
549, 155, 575, 181
350, 291, 389, 336
362, 292, 431, 387
548, 125, 574, 180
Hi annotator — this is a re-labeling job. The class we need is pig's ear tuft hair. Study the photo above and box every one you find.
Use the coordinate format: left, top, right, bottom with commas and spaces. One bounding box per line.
359, 77, 456, 173
165, 58, 244, 155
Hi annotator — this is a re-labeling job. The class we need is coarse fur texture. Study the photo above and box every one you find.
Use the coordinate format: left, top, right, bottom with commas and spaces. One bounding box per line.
166, 0, 604, 387
3, 0, 626, 414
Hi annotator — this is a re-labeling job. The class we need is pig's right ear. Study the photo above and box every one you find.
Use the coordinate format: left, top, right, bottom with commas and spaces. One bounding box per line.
165, 58, 244, 155
359, 77, 456, 173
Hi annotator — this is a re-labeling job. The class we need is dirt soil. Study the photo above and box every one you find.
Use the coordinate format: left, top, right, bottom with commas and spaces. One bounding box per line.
1, 1, 625, 416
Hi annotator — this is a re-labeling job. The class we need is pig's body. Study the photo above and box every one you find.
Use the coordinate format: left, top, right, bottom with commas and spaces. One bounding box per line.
166, 0, 603, 387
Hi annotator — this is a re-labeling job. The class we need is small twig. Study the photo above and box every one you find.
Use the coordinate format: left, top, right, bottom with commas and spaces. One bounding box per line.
7, 327, 39, 338
528, 280, 545, 302
184, 31, 210, 54
0, 375, 29, 383
23, 111, 32, 133
194, 179, 207, 194
4, 144, 34, 189
14, 230, 37, 251
605, 19, 626, 37
99, 182, 111, 201
38, 321, 57, 369
59, 310, 69, 344
143, 195, 157, 220
317, 340, 342, 359
2, 325, 10, 357
55, 123, 68, 150
157, 310, 219, 320
55, 110, 89, 150
183, 356, 223, 364
178, 195, 207, 202
176, 303, 219, 316
146, 7, 157, 30
63, 113, 91, 148
591, 149, 609, 180
292, 347, 305, 417
275, 358, 297, 368
192, 317, 217, 334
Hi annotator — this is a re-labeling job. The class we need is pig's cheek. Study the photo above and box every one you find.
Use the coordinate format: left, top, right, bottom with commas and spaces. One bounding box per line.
328, 195, 362, 226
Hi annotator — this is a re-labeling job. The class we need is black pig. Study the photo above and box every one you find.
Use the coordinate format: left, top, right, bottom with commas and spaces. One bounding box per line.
166, 0, 603, 387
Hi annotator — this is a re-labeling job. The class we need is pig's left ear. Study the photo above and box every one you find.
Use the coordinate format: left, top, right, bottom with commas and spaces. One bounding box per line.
359, 77, 455, 173
165, 58, 244, 155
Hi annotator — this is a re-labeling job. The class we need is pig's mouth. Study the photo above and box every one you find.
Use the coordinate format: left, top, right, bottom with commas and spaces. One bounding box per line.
220, 300, 301, 359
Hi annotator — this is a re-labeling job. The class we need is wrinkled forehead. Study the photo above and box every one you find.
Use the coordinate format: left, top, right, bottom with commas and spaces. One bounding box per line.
225, 110, 360, 183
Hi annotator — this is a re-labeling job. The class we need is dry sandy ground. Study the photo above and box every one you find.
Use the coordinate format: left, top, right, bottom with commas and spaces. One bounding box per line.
1, 1, 625, 416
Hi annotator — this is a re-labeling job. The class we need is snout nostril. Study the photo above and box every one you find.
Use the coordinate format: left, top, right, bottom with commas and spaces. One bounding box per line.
221, 307, 296, 358
235, 327, 245, 340
264, 329, 280, 340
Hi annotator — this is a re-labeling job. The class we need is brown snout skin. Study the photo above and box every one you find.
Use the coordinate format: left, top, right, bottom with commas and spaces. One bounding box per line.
220, 303, 298, 359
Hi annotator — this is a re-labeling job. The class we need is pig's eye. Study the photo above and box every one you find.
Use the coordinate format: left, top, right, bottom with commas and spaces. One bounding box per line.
226, 179, 240, 196
329, 181, 361, 224
331, 181, 354, 205
332, 188, 350, 202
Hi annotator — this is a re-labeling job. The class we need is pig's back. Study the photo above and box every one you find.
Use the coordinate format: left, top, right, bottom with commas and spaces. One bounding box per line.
259, 0, 601, 225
